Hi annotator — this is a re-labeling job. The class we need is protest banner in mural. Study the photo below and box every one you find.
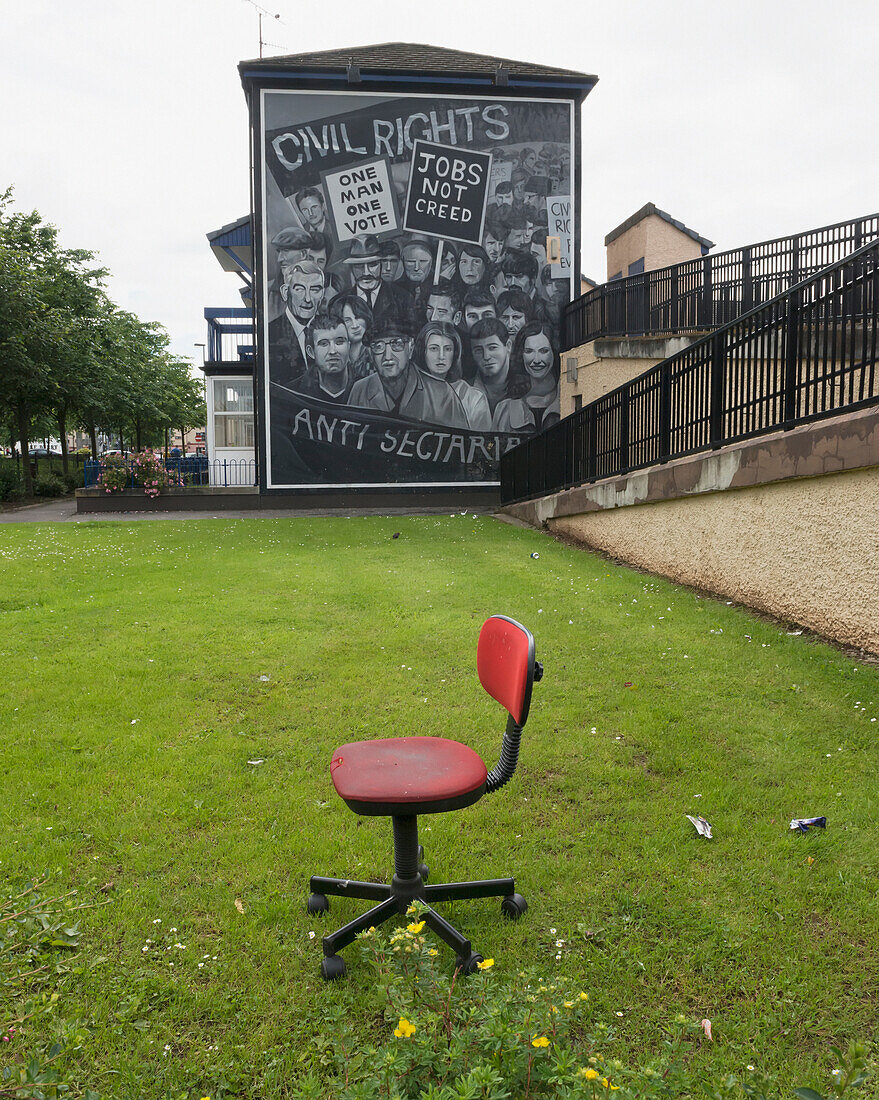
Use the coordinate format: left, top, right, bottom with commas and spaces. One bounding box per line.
270, 383, 524, 485
261, 89, 574, 489
321, 156, 399, 242
546, 194, 572, 278
403, 140, 492, 245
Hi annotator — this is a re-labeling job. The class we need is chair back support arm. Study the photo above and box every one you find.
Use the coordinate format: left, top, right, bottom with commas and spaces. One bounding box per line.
485, 713, 523, 794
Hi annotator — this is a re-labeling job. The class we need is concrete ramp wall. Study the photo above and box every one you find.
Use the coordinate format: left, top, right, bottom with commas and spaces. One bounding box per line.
503, 405, 879, 654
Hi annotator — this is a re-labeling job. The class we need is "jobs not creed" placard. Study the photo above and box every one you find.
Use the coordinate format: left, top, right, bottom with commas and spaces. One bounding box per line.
403, 140, 492, 245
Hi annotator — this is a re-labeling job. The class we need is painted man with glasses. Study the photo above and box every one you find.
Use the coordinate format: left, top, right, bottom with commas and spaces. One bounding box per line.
348, 309, 468, 429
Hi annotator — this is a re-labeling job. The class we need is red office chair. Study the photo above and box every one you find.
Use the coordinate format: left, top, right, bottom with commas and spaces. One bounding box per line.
308, 615, 543, 980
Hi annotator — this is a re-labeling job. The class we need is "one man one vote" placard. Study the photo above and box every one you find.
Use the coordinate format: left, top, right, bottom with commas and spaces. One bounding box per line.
321, 156, 399, 243
403, 140, 492, 245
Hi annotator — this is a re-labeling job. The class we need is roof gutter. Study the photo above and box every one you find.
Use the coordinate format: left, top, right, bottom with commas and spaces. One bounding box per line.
239, 67, 597, 96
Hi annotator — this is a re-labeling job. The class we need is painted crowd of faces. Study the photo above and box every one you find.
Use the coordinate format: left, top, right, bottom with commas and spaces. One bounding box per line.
270, 142, 571, 435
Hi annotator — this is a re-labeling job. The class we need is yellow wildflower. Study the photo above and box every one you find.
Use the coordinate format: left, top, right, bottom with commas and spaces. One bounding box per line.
579, 991, 589, 1001
477, 958, 495, 970
406, 904, 419, 915
428, 948, 439, 956
393, 1017, 416, 1038
406, 921, 426, 934
564, 1000, 574, 1008
551, 1005, 559, 1014
531, 1035, 550, 1048
583, 1068, 599, 1080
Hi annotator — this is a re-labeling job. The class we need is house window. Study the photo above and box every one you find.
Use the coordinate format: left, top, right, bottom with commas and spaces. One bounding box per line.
573, 394, 583, 412
213, 379, 254, 448
628, 257, 645, 275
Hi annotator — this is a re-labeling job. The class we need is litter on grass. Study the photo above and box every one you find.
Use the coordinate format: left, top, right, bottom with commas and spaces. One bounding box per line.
686, 814, 713, 838
789, 816, 826, 833
530, 552, 540, 559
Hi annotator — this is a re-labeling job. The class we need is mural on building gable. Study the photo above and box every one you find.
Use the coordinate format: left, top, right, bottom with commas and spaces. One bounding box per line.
260, 89, 574, 488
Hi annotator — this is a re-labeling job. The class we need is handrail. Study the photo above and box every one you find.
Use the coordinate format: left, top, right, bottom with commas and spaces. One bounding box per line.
562, 212, 879, 348
502, 238, 879, 504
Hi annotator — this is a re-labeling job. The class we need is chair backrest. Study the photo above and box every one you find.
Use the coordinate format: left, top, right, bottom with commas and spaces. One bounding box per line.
477, 615, 536, 727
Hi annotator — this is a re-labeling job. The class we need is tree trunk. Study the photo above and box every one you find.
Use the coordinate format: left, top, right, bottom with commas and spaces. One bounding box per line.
179, 426, 186, 457
57, 406, 70, 477
89, 423, 98, 460
17, 401, 33, 497
164, 427, 169, 460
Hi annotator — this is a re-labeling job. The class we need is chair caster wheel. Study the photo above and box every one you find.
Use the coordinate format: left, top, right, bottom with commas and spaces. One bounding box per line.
419, 863, 430, 882
501, 893, 527, 920
320, 954, 346, 981
307, 893, 329, 915
455, 952, 484, 975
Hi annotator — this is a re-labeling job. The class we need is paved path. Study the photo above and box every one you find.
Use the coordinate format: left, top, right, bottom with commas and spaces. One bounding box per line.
0, 498, 496, 523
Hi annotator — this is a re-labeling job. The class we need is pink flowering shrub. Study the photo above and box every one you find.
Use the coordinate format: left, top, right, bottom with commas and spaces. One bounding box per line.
131, 452, 181, 498
96, 452, 183, 497
96, 461, 131, 494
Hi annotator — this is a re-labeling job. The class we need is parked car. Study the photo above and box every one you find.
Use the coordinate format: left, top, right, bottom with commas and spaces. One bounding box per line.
28, 448, 62, 458
99, 449, 130, 459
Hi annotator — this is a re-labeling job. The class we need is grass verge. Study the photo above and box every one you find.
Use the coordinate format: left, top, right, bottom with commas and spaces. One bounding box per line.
1, 515, 876, 1097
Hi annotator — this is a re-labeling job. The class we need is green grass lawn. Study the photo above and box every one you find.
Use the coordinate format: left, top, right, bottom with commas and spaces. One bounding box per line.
1, 515, 877, 1097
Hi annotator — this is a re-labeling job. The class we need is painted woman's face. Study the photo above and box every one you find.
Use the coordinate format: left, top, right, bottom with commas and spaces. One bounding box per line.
522, 333, 554, 377
424, 334, 455, 379
459, 252, 485, 284
342, 304, 366, 343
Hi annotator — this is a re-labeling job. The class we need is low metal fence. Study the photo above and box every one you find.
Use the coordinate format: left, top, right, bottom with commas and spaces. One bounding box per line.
563, 212, 879, 348
502, 239, 879, 504
84, 457, 257, 489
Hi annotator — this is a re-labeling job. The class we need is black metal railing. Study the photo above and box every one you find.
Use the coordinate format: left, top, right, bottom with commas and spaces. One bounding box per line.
84, 457, 257, 489
501, 239, 879, 504
563, 213, 879, 348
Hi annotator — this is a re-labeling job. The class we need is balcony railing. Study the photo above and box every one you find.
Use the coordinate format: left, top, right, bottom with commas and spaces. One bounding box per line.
562, 213, 879, 349
502, 239, 879, 504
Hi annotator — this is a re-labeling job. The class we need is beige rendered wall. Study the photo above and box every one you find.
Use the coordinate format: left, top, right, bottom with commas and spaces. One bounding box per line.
606, 214, 704, 280
642, 215, 705, 270
504, 407, 879, 655
606, 220, 648, 279
549, 466, 879, 654
558, 336, 698, 418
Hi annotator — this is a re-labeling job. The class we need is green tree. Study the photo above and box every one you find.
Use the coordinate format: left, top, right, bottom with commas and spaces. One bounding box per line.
0, 188, 107, 493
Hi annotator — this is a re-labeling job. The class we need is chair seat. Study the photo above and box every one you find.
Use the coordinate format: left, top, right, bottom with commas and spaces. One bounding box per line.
330, 737, 488, 817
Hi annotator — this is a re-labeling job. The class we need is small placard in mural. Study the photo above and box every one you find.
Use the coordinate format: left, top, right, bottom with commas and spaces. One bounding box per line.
403, 140, 492, 245
546, 194, 572, 277
321, 156, 399, 243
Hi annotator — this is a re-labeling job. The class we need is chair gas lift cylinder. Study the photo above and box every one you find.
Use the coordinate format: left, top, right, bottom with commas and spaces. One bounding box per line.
308, 614, 543, 980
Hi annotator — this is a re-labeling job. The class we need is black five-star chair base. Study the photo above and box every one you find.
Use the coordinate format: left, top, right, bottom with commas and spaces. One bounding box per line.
308, 814, 526, 980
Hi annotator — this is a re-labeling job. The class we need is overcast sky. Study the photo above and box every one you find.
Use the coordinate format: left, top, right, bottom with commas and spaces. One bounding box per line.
2, 0, 876, 365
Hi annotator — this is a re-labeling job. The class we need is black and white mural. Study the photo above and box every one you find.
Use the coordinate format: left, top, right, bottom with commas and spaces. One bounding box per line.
259, 89, 574, 488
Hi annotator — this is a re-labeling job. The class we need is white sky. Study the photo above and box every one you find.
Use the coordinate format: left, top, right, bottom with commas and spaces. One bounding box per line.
2, 0, 876, 364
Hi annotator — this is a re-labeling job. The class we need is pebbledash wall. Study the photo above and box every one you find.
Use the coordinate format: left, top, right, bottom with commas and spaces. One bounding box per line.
503, 405, 879, 655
